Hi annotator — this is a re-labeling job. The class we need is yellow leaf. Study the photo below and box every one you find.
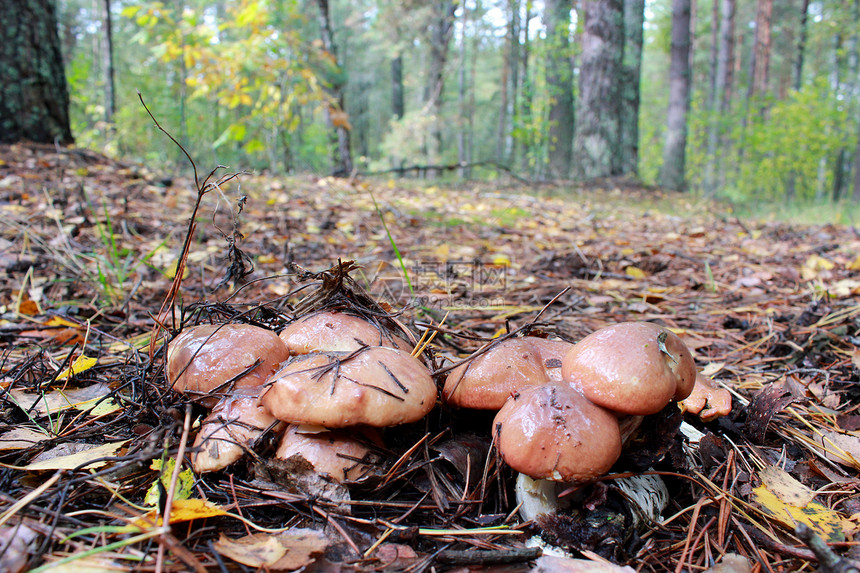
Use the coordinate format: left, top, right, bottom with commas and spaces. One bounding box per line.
492, 254, 511, 267
258, 254, 277, 264
625, 266, 647, 279
848, 255, 860, 271
43, 316, 80, 328
135, 498, 227, 527
55, 355, 97, 381
24, 440, 128, 471
145, 458, 196, 507
759, 465, 815, 507
802, 254, 835, 280
752, 484, 847, 543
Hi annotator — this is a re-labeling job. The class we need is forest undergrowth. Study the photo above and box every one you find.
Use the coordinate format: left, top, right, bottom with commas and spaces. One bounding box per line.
1, 142, 859, 572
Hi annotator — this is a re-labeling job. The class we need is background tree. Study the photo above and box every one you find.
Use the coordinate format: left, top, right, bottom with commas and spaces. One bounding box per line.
544, 0, 574, 179
621, 0, 644, 176
0, 0, 74, 144
574, 0, 624, 180
314, 0, 353, 176
658, 0, 691, 191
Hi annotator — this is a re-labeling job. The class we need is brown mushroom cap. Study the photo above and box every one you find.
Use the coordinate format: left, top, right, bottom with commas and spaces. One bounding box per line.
443, 337, 574, 409
191, 393, 282, 473
561, 322, 696, 416
278, 311, 412, 354
261, 347, 436, 427
167, 324, 290, 401
680, 373, 733, 422
493, 384, 622, 482
276, 424, 381, 482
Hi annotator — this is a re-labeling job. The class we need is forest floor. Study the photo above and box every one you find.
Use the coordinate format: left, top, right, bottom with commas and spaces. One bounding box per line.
1, 142, 860, 572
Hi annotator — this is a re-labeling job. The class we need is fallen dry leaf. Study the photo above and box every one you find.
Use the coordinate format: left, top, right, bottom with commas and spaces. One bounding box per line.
759, 465, 816, 507
24, 440, 128, 471
10, 383, 119, 417
813, 429, 860, 469
532, 554, 636, 572
213, 529, 329, 570
0, 427, 51, 451
0, 523, 38, 573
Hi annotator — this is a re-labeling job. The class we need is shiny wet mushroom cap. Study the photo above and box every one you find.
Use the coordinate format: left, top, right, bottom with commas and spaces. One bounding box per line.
261, 346, 436, 428
493, 383, 622, 483
562, 322, 696, 416
443, 337, 574, 410
278, 311, 411, 354
167, 324, 290, 402
276, 424, 381, 482
191, 393, 282, 473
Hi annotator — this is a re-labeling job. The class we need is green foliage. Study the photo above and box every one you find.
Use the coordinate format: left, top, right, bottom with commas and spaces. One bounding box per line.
54, 0, 860, 208
86, 201, 167, 307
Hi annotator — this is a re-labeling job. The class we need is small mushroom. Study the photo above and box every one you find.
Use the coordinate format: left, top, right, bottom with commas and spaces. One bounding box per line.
167, 323, 290, 404
493, 383, 622, 483
191, 393, 283, 473
261, 346, 436, 428
443, 337, 574, 410
278, 311, 411, 354
562, 322, 696, 416
275, 424, 381, 483
680, 373, 733, 422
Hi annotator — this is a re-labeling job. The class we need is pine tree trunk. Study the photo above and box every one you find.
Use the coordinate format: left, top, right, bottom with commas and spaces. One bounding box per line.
507, 0, 521, 165
705, 0, 734, 194
794, 0, 810, 91
658, 0, 692, 191
103, 0, 115, 124
752, 0, 773, 97
545, 0, 574, 179
0, 0, 73, 144
314, 0, 352, 176
574, 0, 624, 180
457, 1, 469, 179
392, 55, 404, 120
707, 0, 718, 111
425, 0, 457, 177
620, 0, 644, 176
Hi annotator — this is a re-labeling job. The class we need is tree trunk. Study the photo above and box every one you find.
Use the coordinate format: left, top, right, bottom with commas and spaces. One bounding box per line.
518, 1, 532, 172
314, 0, 352, 176
424, 0, 457, 177
0, 0, 73, 144
573, 0, 624, 180
707, 0, 718, 111
457, 0, 469, 179
103, 0, 116, 124
705, 0, 734, 194
507, 0, 521, 166
392, 54, 404, 120
496, 0, 520, 165
545, 0, 574, 179
620, 0, 644, 176
751, 0, 774, 98
658, 0, 692, 191
794, 0, 810, 91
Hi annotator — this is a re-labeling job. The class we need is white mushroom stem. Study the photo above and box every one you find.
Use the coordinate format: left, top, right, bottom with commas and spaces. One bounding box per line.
515, 473, 570, 522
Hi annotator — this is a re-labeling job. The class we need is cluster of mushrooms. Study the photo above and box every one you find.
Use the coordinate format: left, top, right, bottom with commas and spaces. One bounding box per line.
167, 311, 434, 482
167, 310, 732, 514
